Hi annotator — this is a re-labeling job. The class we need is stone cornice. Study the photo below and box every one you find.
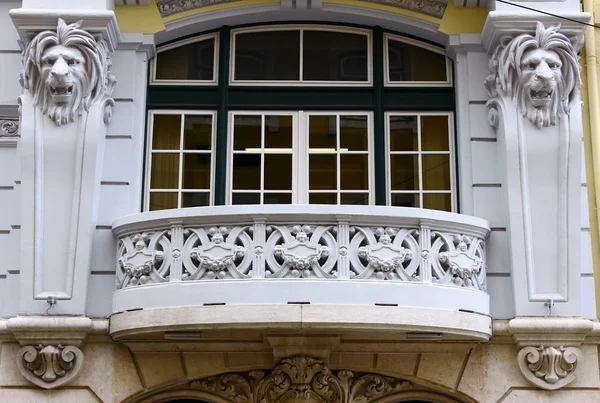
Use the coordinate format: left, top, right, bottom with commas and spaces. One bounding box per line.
492, 318, 598, 346
481, 11, 591, 54
9, 9, 122, 52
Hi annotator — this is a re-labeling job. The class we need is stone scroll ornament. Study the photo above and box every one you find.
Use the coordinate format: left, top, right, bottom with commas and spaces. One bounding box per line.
20, 18, 116, 126
517, 345, 583, 390
16, 344, 84, 389
190, 356, 412, 402
485, 22, 581, 129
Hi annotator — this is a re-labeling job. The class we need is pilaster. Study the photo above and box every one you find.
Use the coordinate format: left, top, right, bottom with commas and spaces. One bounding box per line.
482, 16, 589, 316
10, 4, 120, 315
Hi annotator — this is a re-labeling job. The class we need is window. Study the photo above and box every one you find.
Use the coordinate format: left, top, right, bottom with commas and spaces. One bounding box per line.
385, 34, 452, 86
228, 112, 373, 205
231, 26, 371, 85
152, 34, 218, 84
146, 112, 216, 211
147, 24, 455, 213
387, 113, 454, 211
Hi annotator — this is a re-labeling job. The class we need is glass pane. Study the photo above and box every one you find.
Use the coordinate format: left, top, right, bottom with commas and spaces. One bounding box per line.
155, 38, 215, 81
233, 115, 261, 150
182, 192, 210, 207
303, 31, 368, 81
391, 193, 419, 208
309, 116, 336, 150
265, 115, 293, 149
149, 192, 178, 211
390, 154, 418, 190
233, 154, 260, 190
340, 116, 368, 151
264, 154, 292, 190
389, 116, 418, 152
340, 154, 368, 190
234, 30, 300, 80
388, 39, 447, 82
310, 193, 337, 204
421, 116, 449, 151
341, 193, 368, 205
423, 193, 451, 211
182, 154, 211, 189
150, 153, 179, 189
264, 193, 292, 204
232, 193, 260, 205
184, 115, 212, 150
152, 115, 181, 150
309, 154, 337, 190
422, 155, 451, 190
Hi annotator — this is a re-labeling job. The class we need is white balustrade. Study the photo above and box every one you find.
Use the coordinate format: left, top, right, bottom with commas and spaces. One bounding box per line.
113, 205, 489, 297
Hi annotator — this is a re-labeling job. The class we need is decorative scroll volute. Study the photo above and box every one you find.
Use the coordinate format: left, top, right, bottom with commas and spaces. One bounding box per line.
485, 22, 581, 129
517, 345, 583, 390
190, 356, 412, 403
16, 344, 84, 389
21, 18, 116, 126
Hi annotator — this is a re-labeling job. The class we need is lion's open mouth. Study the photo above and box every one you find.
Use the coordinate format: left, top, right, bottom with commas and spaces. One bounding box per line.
529, 88, 553, 107
50, 85, 73, 96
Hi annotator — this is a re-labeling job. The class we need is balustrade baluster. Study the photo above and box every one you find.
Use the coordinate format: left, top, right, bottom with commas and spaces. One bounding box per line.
419, 220, 433, 283
336, 216, 351, 279
252, 217, 266, 278
169, 221, 184, 282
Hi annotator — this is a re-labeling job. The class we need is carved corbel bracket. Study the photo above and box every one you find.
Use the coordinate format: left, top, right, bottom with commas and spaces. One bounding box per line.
517, 345, 583, 390
7, 316, 92, 389
16, 344, 84, 390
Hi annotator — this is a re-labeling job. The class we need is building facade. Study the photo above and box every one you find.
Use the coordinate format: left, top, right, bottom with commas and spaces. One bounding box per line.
0, 0, 599, 401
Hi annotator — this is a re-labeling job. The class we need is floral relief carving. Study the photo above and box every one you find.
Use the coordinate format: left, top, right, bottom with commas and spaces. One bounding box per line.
114, 221, 487, 290
0, 119, 19, 137
517, 345, 583, 390
190, 356, 412, 403
116, 232, 170, 288
21, 18, 116, 126
351, 227, 419, 281
155, 0, 447, 19
16, 344, 84, 390
189, 228, 246, 280
485, 22, 581, 129
437, 235, 485, 288
266, 225, 337, 279
184, 226, 253, 280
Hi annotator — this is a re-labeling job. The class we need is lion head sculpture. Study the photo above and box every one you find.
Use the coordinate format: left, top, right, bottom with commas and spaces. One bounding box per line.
21, 18, 114, 126
485, 22, 581, 129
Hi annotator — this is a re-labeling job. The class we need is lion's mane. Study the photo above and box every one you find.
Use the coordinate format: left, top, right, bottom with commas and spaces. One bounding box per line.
21, 18, 109, 126
485, 22, 580, 128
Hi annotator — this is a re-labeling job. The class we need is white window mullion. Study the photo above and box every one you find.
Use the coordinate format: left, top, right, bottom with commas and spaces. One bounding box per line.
177, 113, 185, 208
417, 114, 423, 209
299, 29, 304, 82
336, 115, 341, 204
260, 114, 265, 204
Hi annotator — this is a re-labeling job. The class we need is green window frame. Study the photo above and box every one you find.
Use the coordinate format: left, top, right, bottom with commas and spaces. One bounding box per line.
145, 24, 456, 212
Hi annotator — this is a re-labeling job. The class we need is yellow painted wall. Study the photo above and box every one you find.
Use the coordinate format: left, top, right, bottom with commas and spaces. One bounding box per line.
115, 0, 487, 35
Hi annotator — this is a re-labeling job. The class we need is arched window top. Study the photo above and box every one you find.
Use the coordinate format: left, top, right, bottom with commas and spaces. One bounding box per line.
151, 24, 450, 87
385, 34, 452, 87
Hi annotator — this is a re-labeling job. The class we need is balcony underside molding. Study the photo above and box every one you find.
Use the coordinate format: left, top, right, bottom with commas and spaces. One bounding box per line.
109, 304, 492, 341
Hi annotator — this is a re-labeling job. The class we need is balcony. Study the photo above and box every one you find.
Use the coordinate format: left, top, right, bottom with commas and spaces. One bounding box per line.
110, 205, 491, 340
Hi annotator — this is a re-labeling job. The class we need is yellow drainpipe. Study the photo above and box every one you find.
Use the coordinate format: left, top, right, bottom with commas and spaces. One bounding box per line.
582, 0, 600, 316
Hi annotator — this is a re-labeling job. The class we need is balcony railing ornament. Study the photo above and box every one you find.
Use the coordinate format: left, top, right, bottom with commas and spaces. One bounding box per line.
266, 225, 338, 279
117, 232, 169, 288
184, 226, 252, 280
438, 235, 484, 288
351, 227, 419, 281
114, 211, 488, 293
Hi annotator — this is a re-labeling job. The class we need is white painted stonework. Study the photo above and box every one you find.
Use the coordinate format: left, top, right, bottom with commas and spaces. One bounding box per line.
0, 0, 597, 401
484, 20, 585, 316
